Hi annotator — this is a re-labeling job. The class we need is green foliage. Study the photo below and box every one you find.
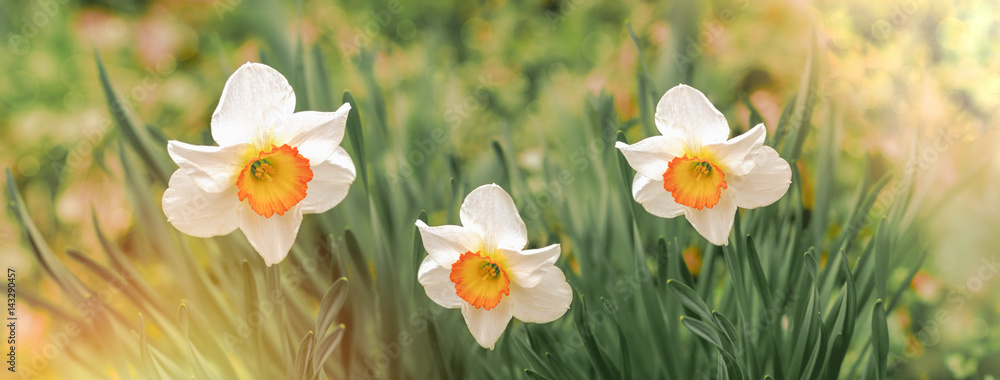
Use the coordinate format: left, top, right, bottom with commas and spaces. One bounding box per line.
2, 4, 931, 380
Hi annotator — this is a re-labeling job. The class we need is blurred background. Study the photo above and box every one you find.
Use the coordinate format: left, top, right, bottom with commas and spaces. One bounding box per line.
0, 0, 998, 378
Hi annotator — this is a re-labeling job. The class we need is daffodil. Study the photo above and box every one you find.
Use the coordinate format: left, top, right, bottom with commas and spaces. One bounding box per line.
415, 184, 572, 349
162, 62, 356, 266
616, 84, 791, 245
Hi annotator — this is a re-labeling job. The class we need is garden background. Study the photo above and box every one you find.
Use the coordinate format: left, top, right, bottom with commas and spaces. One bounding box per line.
1, 0, 999, 378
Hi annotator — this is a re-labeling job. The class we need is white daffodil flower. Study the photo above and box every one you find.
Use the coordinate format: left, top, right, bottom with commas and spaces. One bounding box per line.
616, 84, 792, 245
415, 184, 572, 349
162, 62, 356, 266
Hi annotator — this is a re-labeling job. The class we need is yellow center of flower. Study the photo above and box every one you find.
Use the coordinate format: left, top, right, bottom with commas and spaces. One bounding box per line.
662, 155, 727, 210
450, 251, 510, 310
236, 144, 313, 218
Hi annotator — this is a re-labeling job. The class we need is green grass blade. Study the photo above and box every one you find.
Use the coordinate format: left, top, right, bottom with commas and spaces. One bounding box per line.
871, 300, 889, 380
343, 91, 369, 195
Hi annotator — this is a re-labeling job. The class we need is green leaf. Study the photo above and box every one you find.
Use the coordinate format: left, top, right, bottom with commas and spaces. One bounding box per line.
615, 132, 633, 202
315, 277, 349, 337
513, 330, 554, 378
294, 331, 315, 380
740, 92, 764, 129
615, 321, 633, 380
344, 229, 374, 292
95, 53, 171, 185
5, 169, 86, 301
682, 316, 746, 379
311, 325, 345, 380
771, 92, 796, 147
525, 369, 553, 380
574, 297, 618, 379
491, 140, 512, 191
874, 218, 890, 302
680, 316, 723, 351
871, 300, 889, 380
139, 314, 166, 380
666, 280, 714, 324
744, 236, 774, 312
343, 91, 369, 194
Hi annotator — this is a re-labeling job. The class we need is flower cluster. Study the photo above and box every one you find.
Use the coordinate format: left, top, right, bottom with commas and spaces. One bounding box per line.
162, 63, 790, 349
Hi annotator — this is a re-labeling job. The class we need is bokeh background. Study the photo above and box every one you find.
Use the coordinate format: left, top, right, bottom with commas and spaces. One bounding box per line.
1, 0, 998, 378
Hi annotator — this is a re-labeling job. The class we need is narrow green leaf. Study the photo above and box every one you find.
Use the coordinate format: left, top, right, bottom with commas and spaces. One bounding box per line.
740, 93, 764, 129
771, 92, 796, 147
294, 331, 315, 380
311, 325, 345, 380
512, 331, 554, 379
874, 218, 890, 302
682, 316, 745, 379
615, 321, 633, 380
667, 280, 713, 322
343, 91, 369, 194
680, 316, 723, 351
95, 53, 171, 185
315, 277, 349, 337
871, 300, 889, 380
344, 229, 374, 291
525, 369, 553, 380
5, 169, 86, 300
139, 314, 163, 380
712, 311, 740, 355
491, 140, 511, 191
744, 236, 774, 313
615, 132, 633, 202
574, 297, 618, 379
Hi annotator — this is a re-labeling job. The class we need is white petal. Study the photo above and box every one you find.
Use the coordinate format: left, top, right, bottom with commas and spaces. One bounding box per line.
728, 146, 792, 209
239, 204, 303, 266
703, 123, 766, 176
510, 268, 572, 323
417, 256, 463, 309
461, 298, 513, 349
273, 104, 352, 164
415, 220, 483, 268
500, 244, 560, 288
167, 140, 250, 193
614, 135, 687, 181
459, 184, 527, 252
299, 148, 356, 214
655, 84, 730, 145
632, 174, 685, 218
211, 62, 296, 147
683, 190, 737, 246
162, 170, 240, 238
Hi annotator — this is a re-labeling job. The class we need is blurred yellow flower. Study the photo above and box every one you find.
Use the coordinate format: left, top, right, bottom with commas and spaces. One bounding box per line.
616, 85, 791, 245
415, 184, 572, 349
162, 62, 356, 266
